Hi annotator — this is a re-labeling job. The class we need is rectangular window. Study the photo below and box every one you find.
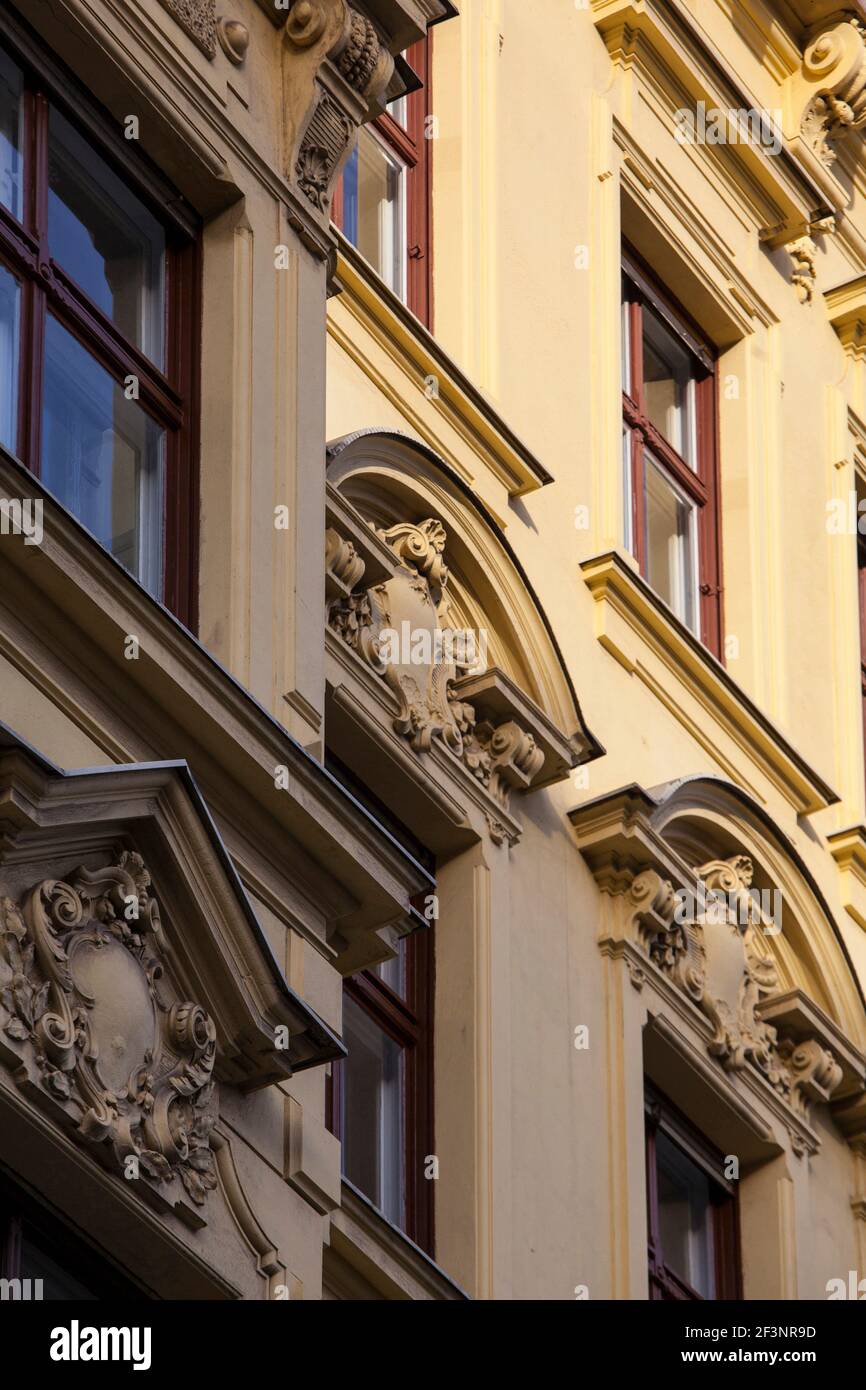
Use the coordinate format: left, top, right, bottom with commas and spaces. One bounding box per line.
0, 22, 199, 624
328, 927, 434, 1253
645, 1086, 741, 1300
622, 255, 722, 656
0, 1171, 145, 1298
332, 38, 433, 325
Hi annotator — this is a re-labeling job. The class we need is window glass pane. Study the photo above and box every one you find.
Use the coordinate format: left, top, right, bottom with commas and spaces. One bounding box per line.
342, 128, 405, 298
621, 280, 632, 394
372, 938, 407, 998
341, 994, 405, 1226
41, 316, 165, 594
390, 95, 408, 129
643, 305, 697, 467
645, 453, 698, 632
656, 1131, 715, 1298
21, 1233, 98, 1300
0, 49, 23, 220
48, 108, 166, 368
0, 260, 20, 452
623, 424, 633, 555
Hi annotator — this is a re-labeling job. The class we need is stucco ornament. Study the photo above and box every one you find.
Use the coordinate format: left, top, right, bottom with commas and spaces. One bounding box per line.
787, 235, 818, 303
629, 855, 843, 1119
287, 1, 398, 213
158, 0, 218, 58
0, 851, 218, 1206
328, 516, 545, 809
798, 18, 866, 166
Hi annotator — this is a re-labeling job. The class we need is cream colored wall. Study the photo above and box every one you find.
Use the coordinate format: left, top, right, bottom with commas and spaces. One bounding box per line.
325, 0, 866, 1299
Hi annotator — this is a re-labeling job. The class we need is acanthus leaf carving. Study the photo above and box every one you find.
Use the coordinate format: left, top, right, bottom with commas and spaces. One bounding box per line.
798, 18, 866, 167
327, 514, 547, 813
0, 850, 218, 1207
629, 855, 845, 1124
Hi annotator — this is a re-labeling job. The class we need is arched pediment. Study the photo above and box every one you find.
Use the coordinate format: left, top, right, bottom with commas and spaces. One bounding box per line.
570, 776, 866, 1155
324, 430, 601, 851
326, 429, 600, 751
647, 776, 866, 1047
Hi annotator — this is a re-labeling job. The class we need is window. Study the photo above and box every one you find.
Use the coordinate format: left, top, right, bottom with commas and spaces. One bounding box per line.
622, 255, 722, 655
0, 22, 199, 624
332, 39, 433, 325
328, 927, 434, 1253
645, 1087, 741, 1300
0, 1170, 145, 1298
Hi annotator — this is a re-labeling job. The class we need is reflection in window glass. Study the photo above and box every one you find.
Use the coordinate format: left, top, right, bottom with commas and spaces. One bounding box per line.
341, 994, 404, 1225
623, 423, 633, 555
643, 306, 697, 468
0, 261, 19, 451
41, 316, 164, 594
656, 1131, 715, 1298
0, 49, 22, 220
342, 127, 406, 298
371, 938, 407, 998
621, 282, 632, 395
645, 453, 697, 632
48, 108, 166, 367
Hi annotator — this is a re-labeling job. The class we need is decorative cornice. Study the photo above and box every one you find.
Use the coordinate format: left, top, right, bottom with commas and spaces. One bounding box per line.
827, 824, 866, 929
328, 243, 555, 497
580, 552, 839, 816
825, 274, 866, 354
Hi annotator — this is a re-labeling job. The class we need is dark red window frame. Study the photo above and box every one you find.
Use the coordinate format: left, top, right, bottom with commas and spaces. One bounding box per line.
332, 37, 433, 327
622, 251, 723, 658
645, 1086, 741, 1301
327, 924, 435, 1256
0, 12, 200, 629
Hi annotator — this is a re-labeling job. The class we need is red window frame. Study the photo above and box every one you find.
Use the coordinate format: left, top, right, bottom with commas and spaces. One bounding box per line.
332, 37, 433, 326
645, 1086, 741, 1301
622, 252, 723, 658
327, 924, 435, 1255
0, 13, 200, 628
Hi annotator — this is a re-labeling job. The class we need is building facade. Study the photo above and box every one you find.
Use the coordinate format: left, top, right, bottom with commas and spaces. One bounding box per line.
2, 0, 866, 1303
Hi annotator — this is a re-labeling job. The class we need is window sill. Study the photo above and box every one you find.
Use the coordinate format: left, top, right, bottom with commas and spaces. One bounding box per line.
325, 1179, 469, 1301
328, 230, 552, 500
580, 550, 838, 817
828, 826, 866, 934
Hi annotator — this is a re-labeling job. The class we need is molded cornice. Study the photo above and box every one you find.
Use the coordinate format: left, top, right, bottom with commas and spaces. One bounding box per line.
581, 552, 839, 816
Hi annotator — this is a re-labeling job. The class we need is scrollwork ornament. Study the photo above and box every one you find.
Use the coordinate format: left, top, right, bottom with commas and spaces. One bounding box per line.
0, 852, 219, 1207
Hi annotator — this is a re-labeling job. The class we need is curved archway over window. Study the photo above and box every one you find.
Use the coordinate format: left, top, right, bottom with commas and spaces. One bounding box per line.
325, 428, 602, 855
571, 774, 866, 1158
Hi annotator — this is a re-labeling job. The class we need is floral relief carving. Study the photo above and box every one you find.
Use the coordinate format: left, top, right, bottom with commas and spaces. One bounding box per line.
628, 855, 844, 1122
0, 851, 218, 1207
327, 515, 545, 811
158, 0, 218, 59
295, 93, 354, 211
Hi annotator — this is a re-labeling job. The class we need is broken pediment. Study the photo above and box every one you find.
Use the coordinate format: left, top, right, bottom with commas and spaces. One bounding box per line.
0, 730, 344, 1224
326, 511, 585, 844
570, 781, 866, 1152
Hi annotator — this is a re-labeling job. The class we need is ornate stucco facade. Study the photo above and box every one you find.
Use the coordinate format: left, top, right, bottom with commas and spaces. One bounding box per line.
3, 0, 866, 1305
